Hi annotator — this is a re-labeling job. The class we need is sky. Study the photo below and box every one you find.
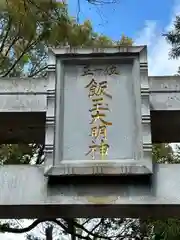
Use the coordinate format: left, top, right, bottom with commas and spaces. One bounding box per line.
1, 0, 180, 239
68, 0, 180, 76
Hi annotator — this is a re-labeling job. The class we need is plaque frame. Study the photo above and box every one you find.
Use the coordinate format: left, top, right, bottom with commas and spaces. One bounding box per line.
44, 46, 152, 176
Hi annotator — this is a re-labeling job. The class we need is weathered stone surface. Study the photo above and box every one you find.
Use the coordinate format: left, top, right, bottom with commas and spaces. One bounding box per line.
0, 76, 179, 112
0, 76, 179, 144
0, 164, 180, 218
45, 46, 153, 176
149, 76, 180, 110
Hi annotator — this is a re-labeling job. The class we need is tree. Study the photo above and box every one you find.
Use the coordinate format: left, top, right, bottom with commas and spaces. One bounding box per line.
164, 16, 180, 59
164, 15, 180, 74
0, 218, 142, 240
152, 143, 176, 163
0, 0, 133, 79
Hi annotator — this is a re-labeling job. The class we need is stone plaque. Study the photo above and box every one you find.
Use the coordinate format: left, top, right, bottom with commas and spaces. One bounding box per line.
63, 64, 135, 161
44, 47, 152, 176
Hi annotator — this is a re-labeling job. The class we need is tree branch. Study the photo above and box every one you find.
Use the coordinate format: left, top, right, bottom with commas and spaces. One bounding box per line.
2, 35, 41, 77
0, 219, 45, 233
89, 218, 103, 234
45, 225, 53, 240
1, 26, 21, 59
0, 16, 12, 54
35, 144, 45, 164
71, 220, 112, 240
0, 218, 131, 239
81, 219, 92, 226
0, 24, 21, 69
73, 220, 127, 240
0, 219, 92, 240
67, 219, 76, 240
53, 219, 92, 240
87, 0, 118, 5
28, 54, 46, 76
28, 65, 48, 77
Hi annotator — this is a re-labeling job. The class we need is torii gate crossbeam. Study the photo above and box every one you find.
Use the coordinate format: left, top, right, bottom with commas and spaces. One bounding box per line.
0, 76, 179, 218
0, 76, 179, 144
1, 45, 180, 219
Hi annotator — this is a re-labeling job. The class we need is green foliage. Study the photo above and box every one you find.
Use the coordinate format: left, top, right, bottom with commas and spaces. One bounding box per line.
164, 16, 180, 59
117, 34, 133, 46
147, 219, 180, 240
165, 15, 180, 74
152, 143, 178, 163
0, 144, 36, 165
0, 0, 133, 78
0, 0, 70, 77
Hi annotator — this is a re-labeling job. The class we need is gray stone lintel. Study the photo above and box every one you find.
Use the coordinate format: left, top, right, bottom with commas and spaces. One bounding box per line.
0, 76, 179, 143
0, 76, 179, 112
0, 164, 180, 218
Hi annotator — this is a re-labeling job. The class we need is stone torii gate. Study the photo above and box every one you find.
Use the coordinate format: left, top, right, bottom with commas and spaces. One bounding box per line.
0, 46, 180, 219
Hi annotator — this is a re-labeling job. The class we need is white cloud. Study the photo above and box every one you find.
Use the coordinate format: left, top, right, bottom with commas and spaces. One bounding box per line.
135, 20, 158, 48
134, 2, 180, 149
135, 2, 180, 76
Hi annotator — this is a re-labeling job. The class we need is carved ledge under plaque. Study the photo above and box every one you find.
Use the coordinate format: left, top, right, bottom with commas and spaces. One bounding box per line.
45, 163, 151, 176
44, 46, 153, 177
